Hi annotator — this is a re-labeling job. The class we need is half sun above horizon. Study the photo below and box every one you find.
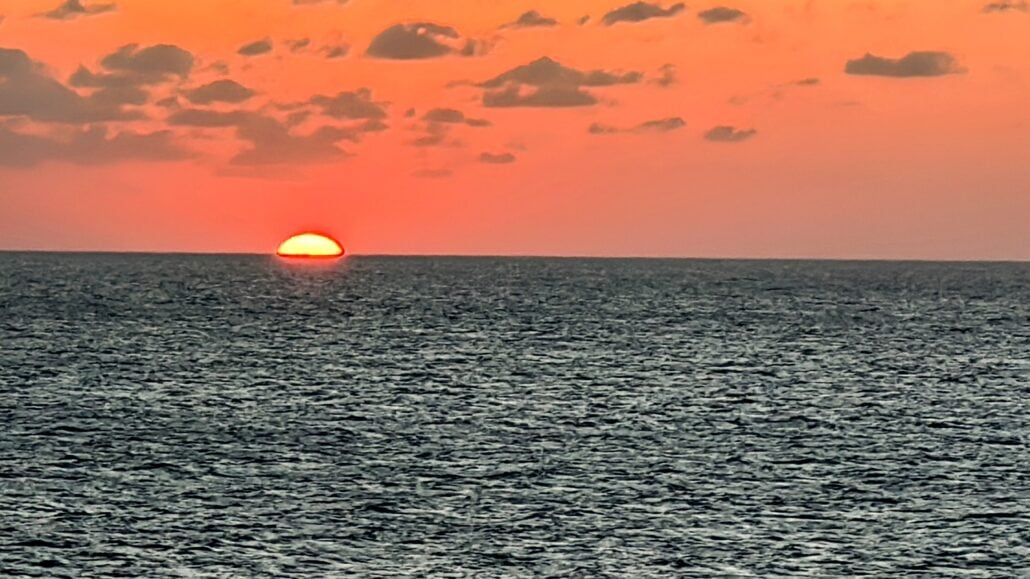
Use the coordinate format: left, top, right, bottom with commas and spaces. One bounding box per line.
276, 233, 345, 258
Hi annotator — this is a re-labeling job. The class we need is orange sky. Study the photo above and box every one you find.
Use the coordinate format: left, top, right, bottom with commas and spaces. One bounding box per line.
1, 0, 1028, 259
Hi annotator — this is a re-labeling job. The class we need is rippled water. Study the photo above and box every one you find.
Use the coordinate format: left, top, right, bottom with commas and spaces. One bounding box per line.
1, 254, 1028, 576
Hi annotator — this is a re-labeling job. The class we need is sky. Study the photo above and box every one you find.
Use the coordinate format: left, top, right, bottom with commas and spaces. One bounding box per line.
0, 0, 1028, 259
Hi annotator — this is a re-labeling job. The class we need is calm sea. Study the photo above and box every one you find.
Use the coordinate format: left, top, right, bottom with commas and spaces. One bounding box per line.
1, 254, 1028, 576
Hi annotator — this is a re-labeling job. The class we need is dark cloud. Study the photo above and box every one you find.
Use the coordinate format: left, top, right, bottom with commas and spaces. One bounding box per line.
479, 152, 516, 164
238, 39, 273, 57
409, 121, 457, 148
40, 0, 115, 20
578, 15, 591, 25
285, 110, 311, 127
423, 108, 465, 123
588, 122, 619, 134
63, 44, 192, 115
0, 125, 188, 167
309, 89, 388, 119
323, 44, 349, 59
983, 1, 1028, 12
231, 118, 354, 165
704, 125, 756, 142
366, 23, 465, 59
845, 51, 964, 77
698, 7, 747, 24
588, 117, 685, 134
289, 38, 311, 53
422, 108, 490, 126
0, 47, 140, 123
484, 85, 597, 108
168, 107, 360, 165
652, 63, 678, 87
155, 96, 179, 109
201, 61, 230, 76
412, 133, 447, 147
184, 79, 256, 105
361, 118, 389, 132
635, 117, 686, 132
479, 57, 640, 108
167, 109, 253, 128
481, 57, 642, 88
792, 77, 820, 86
90, 85, 149, 106
90, 44, 194, 84
602, 2, 685, 25
503, 10, 559, 28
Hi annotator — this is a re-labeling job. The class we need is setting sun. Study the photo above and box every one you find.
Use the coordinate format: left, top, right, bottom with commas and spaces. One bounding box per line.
276, 233, 345, 258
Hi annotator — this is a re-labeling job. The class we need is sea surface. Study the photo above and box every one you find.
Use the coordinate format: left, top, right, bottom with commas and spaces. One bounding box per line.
1, 253, 1028, 577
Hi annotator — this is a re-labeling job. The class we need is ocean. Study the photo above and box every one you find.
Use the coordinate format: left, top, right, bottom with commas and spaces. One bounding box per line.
1, 253, 1028, 576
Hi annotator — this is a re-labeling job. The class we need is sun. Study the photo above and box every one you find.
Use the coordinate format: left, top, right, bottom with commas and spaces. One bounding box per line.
276, 232, 345, 258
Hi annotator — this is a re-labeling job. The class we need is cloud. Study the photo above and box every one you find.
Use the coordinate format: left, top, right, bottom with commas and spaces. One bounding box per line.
602, 2, 685, 25
502, 10, 559, 28
983, 1, 1028, 12
484, 85, 597, 107
238, 39, 273, 57
90, 85, 149, 106
408, 120, 460, 148
411, 133, 447, 147
184, 79, 256, 105
479, 152, 516, 164
652, 63, 678, 87
588, 117, 685, 134
309, 89, 388, 119
231, 118, 354, 165
635, 117, 686, 132
792, 77, 820, 86
0, 47, 140, 123
366, 22, 469, 59
479, 57, 641, 108
40, 0, 115, 20
94, 44, 194, 82
323, 44, 349, 59
59, 44, 193, 114
588, 122, 619, 134
704, 125, 756, 142
481, 57, 642, 88
167, 108, 360, 165
289, 38, 311, 53
167, 109, 253, 127
422, 108, 490, 126
156, 96, 179, 109
845, 51, 964, 77
0, 125, 188, 167
698, 7, 747, 24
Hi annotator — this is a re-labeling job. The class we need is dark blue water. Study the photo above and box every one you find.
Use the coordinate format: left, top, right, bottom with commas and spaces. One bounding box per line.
1, 254, 1028, 576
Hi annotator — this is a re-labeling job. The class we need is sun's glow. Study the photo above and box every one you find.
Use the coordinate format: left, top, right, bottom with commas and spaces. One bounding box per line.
276, 233, 345, 258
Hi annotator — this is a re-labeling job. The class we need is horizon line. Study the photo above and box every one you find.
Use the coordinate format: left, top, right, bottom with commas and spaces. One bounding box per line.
0, 249, 1027, 264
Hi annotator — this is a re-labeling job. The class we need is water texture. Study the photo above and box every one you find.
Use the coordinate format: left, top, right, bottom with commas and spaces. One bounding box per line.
1, 254, 1028, 577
